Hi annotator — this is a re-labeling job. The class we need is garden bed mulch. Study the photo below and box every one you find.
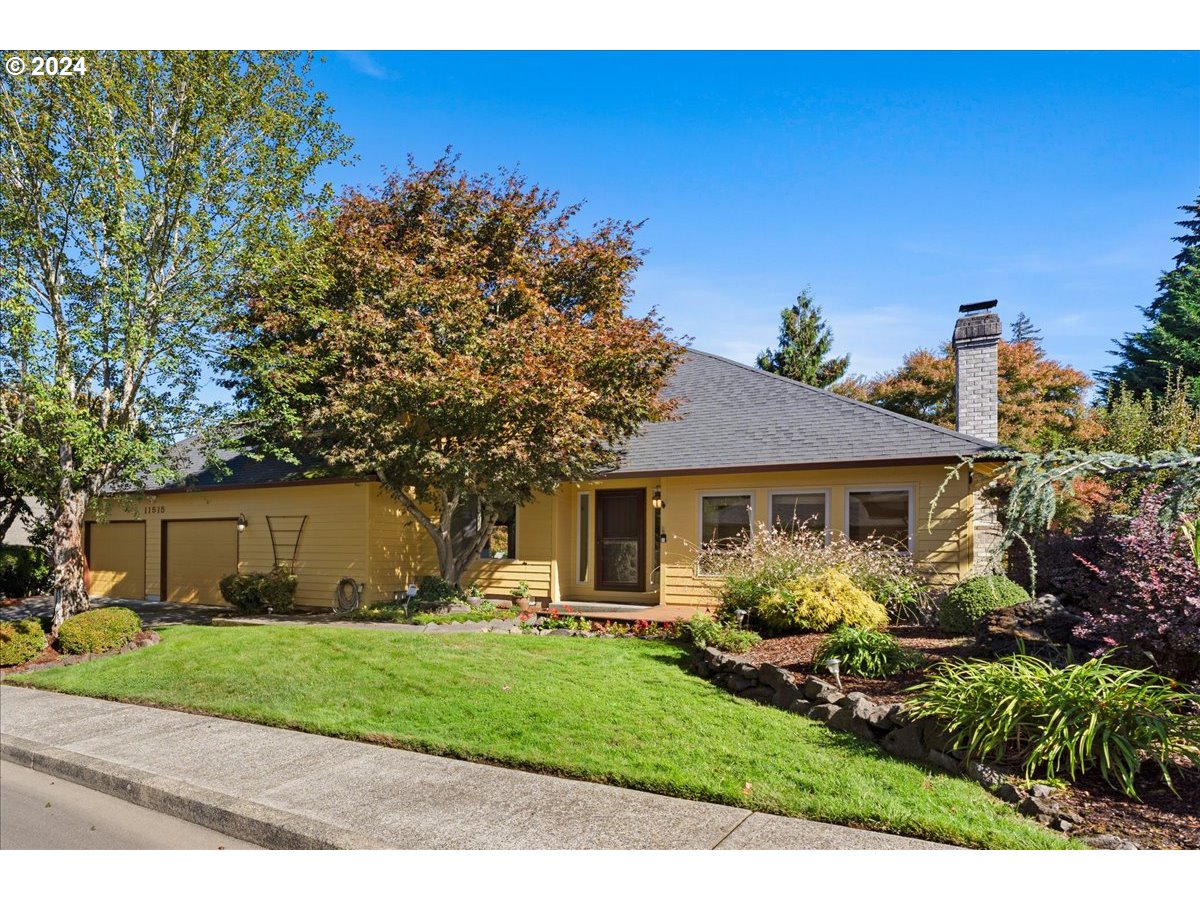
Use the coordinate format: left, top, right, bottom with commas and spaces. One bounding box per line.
743, 625, 976, 703
743, 624, 1200, 850
0, 631, 159, 678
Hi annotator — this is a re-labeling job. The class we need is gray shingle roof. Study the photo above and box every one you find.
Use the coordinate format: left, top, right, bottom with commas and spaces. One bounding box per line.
139, 347, 994, 492
608, 348, 993, 475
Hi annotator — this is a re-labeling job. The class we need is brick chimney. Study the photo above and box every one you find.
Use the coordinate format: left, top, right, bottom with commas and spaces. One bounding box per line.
952, 300, 1001, 443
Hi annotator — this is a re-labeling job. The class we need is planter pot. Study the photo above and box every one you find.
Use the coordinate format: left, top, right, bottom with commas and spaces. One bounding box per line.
514, 598, 530, 612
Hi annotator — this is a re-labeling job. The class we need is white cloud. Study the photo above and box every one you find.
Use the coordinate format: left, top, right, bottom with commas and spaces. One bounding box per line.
338, 51, 394, 80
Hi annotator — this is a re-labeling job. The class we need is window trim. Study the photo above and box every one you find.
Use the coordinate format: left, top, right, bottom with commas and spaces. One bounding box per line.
576, 491, 591, 584
843, 484, 916, 555
696, 490, 755, 576
766, 488, 831, 545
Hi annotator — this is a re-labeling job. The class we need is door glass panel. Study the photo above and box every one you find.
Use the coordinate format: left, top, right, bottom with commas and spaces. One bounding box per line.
601, 539, 640, 585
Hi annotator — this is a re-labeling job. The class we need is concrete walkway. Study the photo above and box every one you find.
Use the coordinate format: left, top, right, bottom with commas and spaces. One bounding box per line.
0, 685, 946, 850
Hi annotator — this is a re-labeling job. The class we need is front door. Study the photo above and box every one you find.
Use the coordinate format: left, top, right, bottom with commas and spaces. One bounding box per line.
595, 488, 645, 592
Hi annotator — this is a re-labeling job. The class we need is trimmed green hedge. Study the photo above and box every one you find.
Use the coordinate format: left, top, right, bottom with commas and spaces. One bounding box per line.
0, 618, 47, 666
0, 544, 52, 599
57, 607, 142, 655
219, 567, 298, 613
938, 575, 1030, 635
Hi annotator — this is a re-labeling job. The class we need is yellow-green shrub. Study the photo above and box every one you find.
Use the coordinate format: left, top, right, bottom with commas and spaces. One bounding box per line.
755, 570, 889, 634
0, 618, 47, 666
57, 607, 142, 655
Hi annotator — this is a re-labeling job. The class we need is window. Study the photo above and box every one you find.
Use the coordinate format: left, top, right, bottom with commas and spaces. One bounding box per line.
487, 503, 517, 559
846, 488, 912, 552
452, 499, 517, 560
577, 493, 590, 583
699, 494, 753, 550
769, 491, 827, 537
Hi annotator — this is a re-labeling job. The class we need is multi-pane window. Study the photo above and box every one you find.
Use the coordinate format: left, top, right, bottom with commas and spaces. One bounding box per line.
769, 492, 827, 536
847, 489, 911, 551
452, 499, 517, 560
699, 494, 753, 549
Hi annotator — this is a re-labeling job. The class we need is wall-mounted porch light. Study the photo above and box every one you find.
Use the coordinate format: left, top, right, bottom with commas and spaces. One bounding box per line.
651, 490, 665, 510
236, 514, 247, 533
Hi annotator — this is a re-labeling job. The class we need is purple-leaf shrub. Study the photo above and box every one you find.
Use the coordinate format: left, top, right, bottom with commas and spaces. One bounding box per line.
1068, 492, 1200, 680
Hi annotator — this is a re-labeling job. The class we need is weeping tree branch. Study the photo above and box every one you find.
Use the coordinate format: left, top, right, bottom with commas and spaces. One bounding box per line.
933, 448, 1200, 581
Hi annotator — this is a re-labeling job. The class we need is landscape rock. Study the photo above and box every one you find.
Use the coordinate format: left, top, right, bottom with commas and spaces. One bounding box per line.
927, 748, 962, 774
965, 760, 1005, 790
837, 691, 868, 709
995, 783, 1025, 804
806, 703, 841, 723
728, 675, 754, 693
975, 593, 1099, 663
758, 664, 795, 693
880, 722, 926, 760
864, 703, 899, 730
771, 681, 804, 709
734, 662, 759, 679
1083, 834, 1139, 850
802, 678, 845, 705
1030, 783, 1056, 799
788, 698, 813, 715
828, 706, 877, 740
1018, 795, 1061, 819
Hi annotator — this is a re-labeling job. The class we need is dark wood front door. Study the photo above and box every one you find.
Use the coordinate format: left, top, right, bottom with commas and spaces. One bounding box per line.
595, 488, 645, 592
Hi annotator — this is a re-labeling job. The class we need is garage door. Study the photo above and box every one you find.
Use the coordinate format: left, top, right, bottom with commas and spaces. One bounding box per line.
86, 522, 146, 599
164, 520, 238, 605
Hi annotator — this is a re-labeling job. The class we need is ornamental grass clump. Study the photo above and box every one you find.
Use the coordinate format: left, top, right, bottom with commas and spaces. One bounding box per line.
698, 524, 932, 628
814, 626, 924, 678
908, 654, 1200, 798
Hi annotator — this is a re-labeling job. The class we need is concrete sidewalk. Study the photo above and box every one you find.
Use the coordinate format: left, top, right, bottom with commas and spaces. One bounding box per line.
0, 685, 946, 850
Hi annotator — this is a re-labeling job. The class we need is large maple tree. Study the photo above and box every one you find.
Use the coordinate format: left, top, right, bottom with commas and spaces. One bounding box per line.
226, 156, 681, 587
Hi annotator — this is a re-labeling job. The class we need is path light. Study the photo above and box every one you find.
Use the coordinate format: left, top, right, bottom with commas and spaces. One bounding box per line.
825, 657, 842, 691
734, 608, 748, 628
236, 514, 247, 532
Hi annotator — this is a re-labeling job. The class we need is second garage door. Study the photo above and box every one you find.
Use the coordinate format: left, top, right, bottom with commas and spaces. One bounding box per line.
164, 520, 238, 605
86, 522, 146, 599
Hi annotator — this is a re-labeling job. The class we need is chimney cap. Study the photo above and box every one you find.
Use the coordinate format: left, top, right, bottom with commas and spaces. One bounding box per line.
958, 299, 998, 314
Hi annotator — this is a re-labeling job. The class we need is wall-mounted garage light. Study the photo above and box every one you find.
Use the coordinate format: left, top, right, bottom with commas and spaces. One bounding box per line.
651, 490, 665, 510
237, 514, 247, 533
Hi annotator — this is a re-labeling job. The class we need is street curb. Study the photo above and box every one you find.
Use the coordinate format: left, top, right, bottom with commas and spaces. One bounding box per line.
0, 732, 389, 849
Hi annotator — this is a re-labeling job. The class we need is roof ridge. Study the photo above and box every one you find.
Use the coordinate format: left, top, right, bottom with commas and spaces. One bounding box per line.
681, 347, 995, 450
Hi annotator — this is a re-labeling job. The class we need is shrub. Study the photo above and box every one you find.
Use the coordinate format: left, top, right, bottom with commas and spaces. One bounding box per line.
57, 607, 142, 655
908, 654, 1200, 798
1063, 492, 1199, 680
756, 571, 889, 634
938, 575, 1029, 635
701, 525, 930, 625
814, 626, 923, 678
219, 567, 298, 613
683, 612, 762, 654
509, 580, 531, 601
0, 618, 47, 666
0, 544, 52, 599
417, 575, 463, 606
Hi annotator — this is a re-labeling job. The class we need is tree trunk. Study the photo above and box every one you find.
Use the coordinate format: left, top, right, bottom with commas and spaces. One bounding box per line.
50, 490, 90, 635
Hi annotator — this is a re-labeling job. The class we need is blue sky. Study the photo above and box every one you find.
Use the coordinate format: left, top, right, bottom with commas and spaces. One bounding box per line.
307, 50, 1198, 385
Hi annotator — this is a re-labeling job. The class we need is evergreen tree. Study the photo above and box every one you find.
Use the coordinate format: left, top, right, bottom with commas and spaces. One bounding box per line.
756, 290, 850, 388
1010, 311, 1042, 347
1099, 196, 1200, 403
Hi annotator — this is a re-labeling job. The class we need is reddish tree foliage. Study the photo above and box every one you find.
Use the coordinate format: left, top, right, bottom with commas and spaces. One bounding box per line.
227, 156, 682, 587
838, 339, 1103, 451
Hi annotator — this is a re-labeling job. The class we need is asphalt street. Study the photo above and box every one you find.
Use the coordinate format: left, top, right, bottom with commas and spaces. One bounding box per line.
0, 759, 258, 850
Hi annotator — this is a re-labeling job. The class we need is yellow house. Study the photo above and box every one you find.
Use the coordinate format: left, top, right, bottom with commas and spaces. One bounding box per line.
85, 308, 1003, 610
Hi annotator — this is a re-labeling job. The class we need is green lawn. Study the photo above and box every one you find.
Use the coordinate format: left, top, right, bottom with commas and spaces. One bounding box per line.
11, 625, 1071, 848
